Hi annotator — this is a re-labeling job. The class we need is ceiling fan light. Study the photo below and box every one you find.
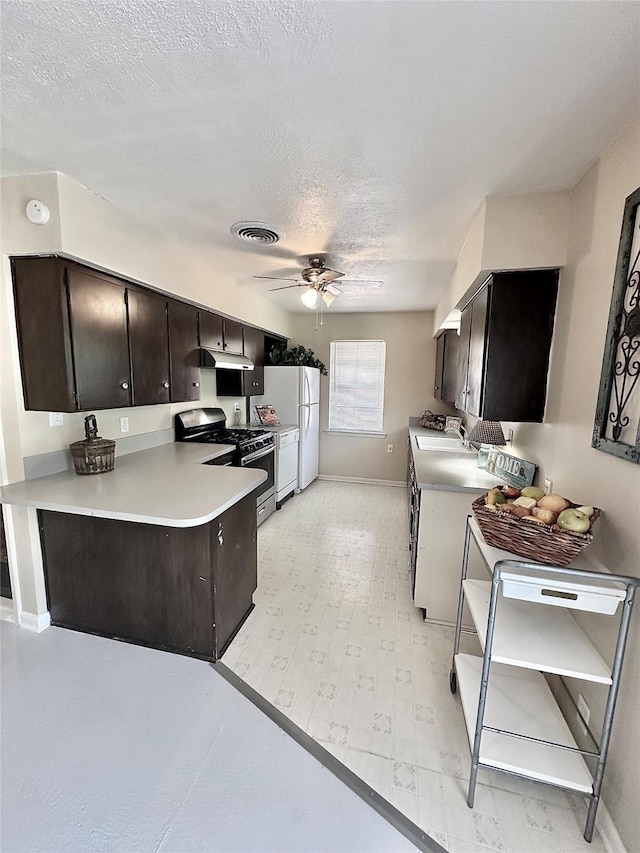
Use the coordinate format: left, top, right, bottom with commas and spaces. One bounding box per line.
300, 287, 319, 309
321, 290, 336, 307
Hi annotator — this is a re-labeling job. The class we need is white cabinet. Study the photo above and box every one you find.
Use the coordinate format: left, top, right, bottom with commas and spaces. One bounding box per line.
451, 517, 638, 843
407, 428, 502, 623
413, 488, 486, 623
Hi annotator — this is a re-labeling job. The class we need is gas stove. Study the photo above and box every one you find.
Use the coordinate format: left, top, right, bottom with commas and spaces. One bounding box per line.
190, 427, 274, 458
175, 409, 275, 460
175, 408, 277, 527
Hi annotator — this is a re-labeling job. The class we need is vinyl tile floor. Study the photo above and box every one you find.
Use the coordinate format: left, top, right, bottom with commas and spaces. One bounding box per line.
224, 480, 607, 853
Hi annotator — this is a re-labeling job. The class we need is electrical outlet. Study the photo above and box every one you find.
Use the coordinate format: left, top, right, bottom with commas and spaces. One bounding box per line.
234, 402, 241, 412
387, 444, 394, 453
49, 412, 63, 427
544, 478, 553, 494
120, 417, 129, 434
577, 694, 590, 735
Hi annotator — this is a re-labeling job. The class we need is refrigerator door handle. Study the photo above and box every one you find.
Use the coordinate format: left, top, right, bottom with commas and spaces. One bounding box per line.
304, 370, 310, 407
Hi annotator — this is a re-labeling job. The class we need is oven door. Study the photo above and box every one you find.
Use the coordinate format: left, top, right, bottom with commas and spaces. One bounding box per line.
240, 446, 275, 501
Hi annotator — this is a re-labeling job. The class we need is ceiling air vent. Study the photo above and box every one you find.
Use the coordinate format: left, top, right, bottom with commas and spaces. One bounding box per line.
230, 221, 283, 245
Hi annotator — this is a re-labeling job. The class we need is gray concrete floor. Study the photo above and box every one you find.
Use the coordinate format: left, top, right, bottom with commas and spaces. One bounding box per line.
1, 621, 420, 852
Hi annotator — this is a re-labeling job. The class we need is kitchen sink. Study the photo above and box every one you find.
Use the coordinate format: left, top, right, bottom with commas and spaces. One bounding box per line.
415, 435, 475, 453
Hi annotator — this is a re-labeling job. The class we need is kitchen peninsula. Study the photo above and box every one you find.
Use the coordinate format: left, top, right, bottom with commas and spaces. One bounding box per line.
0, 443, 266, 660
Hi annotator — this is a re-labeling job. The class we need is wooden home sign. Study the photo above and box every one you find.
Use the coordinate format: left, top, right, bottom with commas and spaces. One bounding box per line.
477, 447, 537, 489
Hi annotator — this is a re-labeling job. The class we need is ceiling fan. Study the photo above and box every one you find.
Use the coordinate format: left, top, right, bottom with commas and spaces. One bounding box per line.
254, 257, 383, 311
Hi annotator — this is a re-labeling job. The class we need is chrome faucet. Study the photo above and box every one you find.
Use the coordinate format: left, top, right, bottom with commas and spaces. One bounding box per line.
445, 423, 471, 449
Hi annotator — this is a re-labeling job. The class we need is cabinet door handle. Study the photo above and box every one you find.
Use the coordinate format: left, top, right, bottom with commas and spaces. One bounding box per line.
193, 381, 200, 388
218, 535, 224, 546
121, 382, 129, 390
162, 381, 170, 389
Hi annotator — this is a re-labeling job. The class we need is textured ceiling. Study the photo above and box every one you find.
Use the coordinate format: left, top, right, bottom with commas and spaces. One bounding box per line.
1, 1, 639, 313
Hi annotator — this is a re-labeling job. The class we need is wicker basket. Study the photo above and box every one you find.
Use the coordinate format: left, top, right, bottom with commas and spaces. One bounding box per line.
70, 439, 115, 474
472, 495, 600, 567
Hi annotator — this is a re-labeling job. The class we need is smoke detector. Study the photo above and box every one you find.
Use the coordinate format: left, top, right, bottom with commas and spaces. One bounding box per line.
230, 221, 284, 245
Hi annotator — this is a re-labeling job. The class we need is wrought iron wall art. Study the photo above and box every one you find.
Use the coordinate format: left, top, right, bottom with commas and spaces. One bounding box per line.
592, 186, 640, 464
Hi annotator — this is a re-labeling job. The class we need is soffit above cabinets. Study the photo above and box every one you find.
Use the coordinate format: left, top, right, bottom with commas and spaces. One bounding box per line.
1, 1, 638, 314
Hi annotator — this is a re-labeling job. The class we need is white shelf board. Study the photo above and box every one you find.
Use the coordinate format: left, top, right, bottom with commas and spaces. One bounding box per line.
463, 580, 612, 683
455, 653, 594, 793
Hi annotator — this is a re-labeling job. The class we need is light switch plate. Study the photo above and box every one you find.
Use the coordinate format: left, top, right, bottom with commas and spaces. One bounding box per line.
49, 412, 63, 427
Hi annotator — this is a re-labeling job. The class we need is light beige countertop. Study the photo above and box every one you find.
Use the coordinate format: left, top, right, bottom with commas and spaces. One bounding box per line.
0, 443, 266, 528
408, 425, 503, 493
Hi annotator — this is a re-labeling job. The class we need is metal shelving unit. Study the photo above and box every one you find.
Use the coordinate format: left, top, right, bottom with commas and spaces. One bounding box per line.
450, 516, 639, 843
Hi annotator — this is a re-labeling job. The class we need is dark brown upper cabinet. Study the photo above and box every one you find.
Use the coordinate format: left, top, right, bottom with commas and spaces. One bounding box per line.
434, 329, 459, 403
216, 326, 267, 397
456, 269, 559, 422
198, 312, 242, 354
198, 311, 224, 351
456, 285, 489, 415
12, 255, 278, 412
12, 257, 77, 412
127, 289, 171, 406
12, 257, 132, 412
66, 266, 132, 411
241, 326, 265, 396
167, 300, 200, 402
222, 319, 243, 354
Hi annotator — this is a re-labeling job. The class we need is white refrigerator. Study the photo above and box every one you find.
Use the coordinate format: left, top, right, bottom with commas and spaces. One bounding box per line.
263, 366, 319, 490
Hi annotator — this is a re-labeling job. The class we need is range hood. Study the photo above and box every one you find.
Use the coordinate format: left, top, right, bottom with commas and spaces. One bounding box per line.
199, 348, 254, 370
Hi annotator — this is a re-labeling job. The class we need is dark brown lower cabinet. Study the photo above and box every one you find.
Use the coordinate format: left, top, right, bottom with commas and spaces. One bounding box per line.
39, 492, 257, 661
211, 493, 258, 653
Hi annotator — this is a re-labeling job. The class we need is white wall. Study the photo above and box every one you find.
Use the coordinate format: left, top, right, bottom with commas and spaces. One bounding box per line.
291, 312, 455, 483
434, 191, 571, 331
0, 172, 294, 619
514, 120, 640, 851
436, 119, 640, 849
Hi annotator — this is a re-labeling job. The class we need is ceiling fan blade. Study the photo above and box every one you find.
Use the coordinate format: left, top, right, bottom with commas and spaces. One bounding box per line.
322, 289, 339, 308
254, 275, 300, 282
268, 283, 305, 291
315, 268, 344, 284
324, 283, 342, 296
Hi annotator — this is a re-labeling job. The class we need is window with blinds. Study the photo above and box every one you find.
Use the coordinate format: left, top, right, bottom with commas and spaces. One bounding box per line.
328, 340, 386, 433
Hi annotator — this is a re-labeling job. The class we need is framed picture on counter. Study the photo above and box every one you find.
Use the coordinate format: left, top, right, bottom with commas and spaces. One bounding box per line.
255, 405, 280, 426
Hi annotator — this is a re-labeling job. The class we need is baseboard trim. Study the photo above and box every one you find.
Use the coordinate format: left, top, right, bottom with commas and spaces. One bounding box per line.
597, 800, 626, 853
19, 610, 51, 632
317, 474, 406, 487
214, 661, 445, 853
